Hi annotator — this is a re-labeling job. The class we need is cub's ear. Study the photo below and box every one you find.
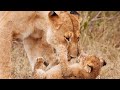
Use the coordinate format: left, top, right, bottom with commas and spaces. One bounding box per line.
100, 59, 107, 67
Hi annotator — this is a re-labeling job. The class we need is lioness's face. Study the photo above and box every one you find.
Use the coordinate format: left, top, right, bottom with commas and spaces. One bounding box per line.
48, 11, 81, 59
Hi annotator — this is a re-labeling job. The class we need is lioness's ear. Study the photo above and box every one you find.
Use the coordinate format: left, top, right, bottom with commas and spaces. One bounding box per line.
70, 11, 80, 16
48, 11, 62, 29
49, 11, 59, 17
69, 11, 82, 23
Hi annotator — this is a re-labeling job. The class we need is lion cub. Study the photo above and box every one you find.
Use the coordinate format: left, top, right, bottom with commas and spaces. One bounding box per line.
34, 55, 106, 79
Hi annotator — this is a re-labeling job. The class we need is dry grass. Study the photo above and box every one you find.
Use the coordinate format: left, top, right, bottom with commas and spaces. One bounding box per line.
11, 41, 32, 79
11, 11, 120, 79
79, 11, 120, 79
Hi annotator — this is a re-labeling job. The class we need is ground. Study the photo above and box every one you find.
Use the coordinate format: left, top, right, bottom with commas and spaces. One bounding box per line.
11, 41, 32, 79
11, 11, 120, 79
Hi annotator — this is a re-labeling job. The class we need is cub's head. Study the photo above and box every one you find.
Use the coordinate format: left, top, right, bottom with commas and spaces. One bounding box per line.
47, 11, 82, 59
81, 55, 106, 78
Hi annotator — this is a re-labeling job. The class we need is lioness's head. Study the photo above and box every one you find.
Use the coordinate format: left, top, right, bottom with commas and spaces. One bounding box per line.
47, 11, 82, 59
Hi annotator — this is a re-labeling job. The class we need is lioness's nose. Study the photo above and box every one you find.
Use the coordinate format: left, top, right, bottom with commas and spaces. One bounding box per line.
68, 43, 79, 60
69, 50, 79, 58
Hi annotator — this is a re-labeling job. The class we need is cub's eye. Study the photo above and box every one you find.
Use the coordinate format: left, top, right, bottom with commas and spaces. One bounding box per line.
70, 11, 80, 16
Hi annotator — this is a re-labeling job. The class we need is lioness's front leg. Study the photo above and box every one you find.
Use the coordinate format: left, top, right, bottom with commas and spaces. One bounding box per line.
23, 35, 58, 77
23, 36, 40, 73
56, 45, 69, 77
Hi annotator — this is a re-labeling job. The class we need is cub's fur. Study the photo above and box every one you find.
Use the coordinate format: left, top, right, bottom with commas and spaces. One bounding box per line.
34, 55, 106, 79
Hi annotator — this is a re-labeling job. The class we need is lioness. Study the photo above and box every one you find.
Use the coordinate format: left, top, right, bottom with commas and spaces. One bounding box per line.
0, 11, 81, 78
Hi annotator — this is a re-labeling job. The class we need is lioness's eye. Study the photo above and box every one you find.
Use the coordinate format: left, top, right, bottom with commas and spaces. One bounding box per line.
64, 36, 70, 42
70, 11, 80, 16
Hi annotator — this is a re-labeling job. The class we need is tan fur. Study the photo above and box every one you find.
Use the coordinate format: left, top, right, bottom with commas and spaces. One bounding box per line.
68, 55, 106, 79
0, 11, 37, 78
0, 23, 12, 79
46, 11, 81, 76
0, 11, 81, 78
34, 55, 106, 79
